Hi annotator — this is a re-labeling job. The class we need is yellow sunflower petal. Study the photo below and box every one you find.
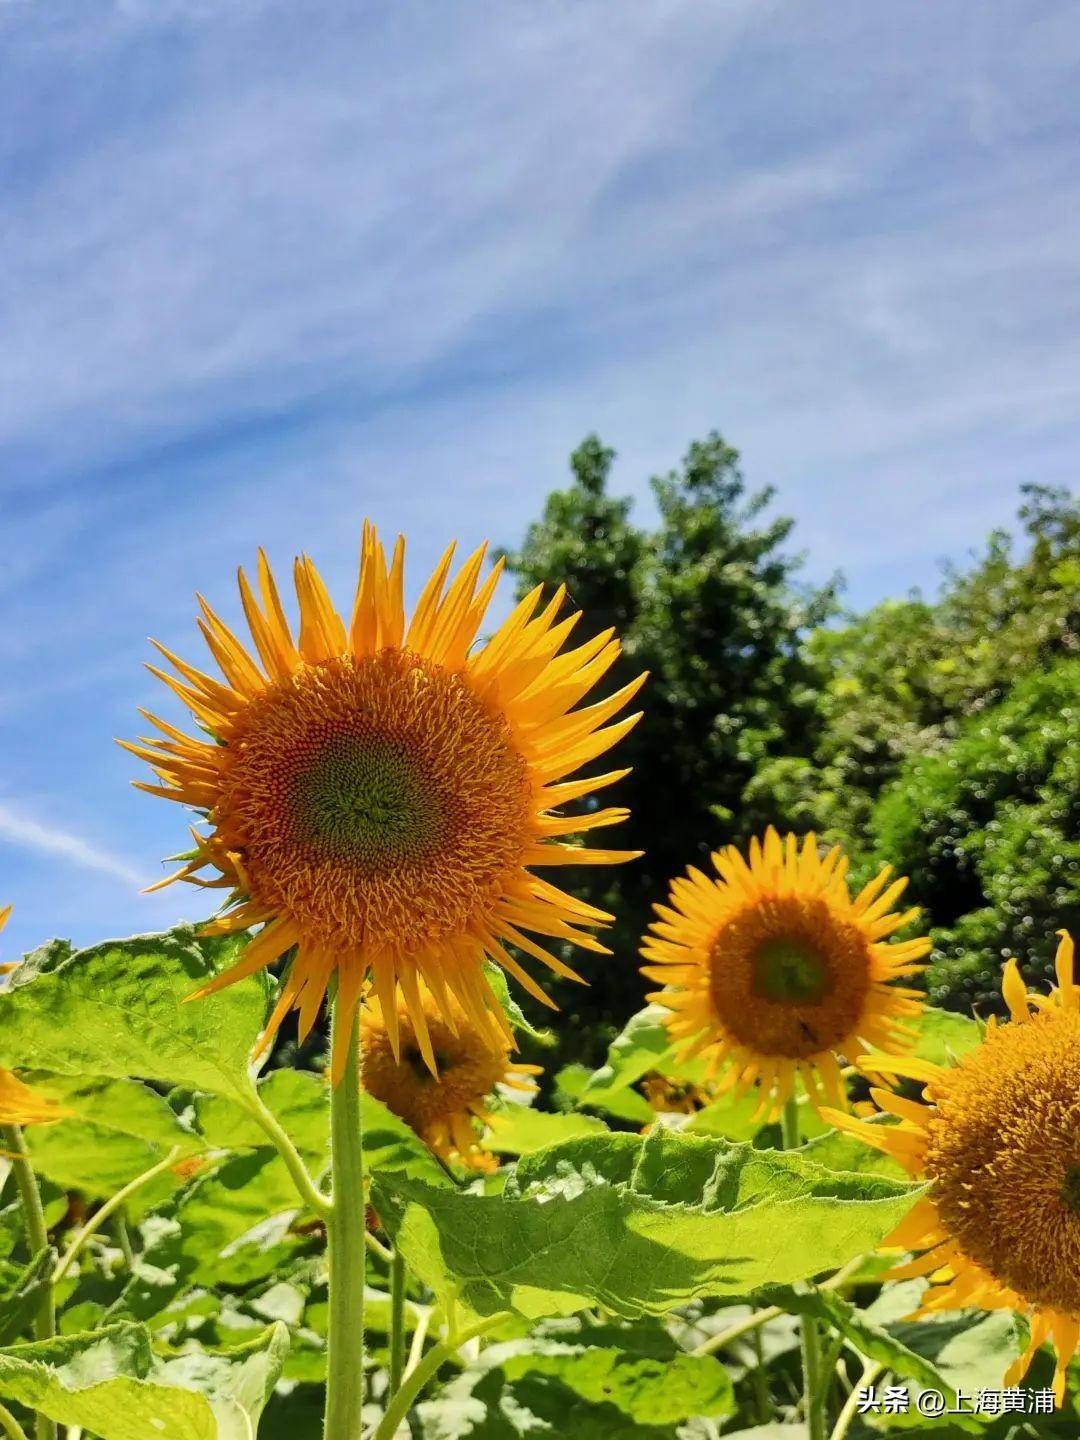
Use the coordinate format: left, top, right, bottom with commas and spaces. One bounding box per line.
128, 526, 643, 1080
641, 831, 928, 1115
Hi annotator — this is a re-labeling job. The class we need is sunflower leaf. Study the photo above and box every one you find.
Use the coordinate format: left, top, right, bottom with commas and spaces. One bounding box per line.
417, 1331, 734, 1437
0, 1319, 289, 1440
23, 1075, 202, 1207
483, 1105, 609, 1156
372, 1128, 922, 1319
483, 961, 547, 1041
575, 1005, 707, 1123
0, 926, 271, 1101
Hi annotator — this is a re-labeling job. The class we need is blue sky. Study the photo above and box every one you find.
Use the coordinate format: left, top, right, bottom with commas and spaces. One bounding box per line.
2, 0, 1078, 956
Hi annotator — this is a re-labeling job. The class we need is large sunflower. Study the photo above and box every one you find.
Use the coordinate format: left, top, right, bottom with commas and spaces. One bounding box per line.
0, 906, 67, 1127
640, 829, 929, 1116
125, 525, 644, 1080
830, 931, 1080, 1406
361, 987, 539, 1171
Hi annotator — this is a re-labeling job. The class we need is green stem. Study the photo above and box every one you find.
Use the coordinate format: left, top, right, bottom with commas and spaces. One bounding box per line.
407, 1307, 432, 1373
751, 1325, 770, 1424
693, 1304, 782, 1356
111, 1209, 135, 1271
829, 1360, 884, 1440
53, 1148, 181, 1286
324, 1004, 366, 1440
0, 1400, 29, 1440
372, 1313, 510, 1440
693, 1251, 861, 1357
2, 1126, 57, 1440
388, 1249, 407, 1401
782, 1099, 825, 1440
365, 1229, 393, 1265
246, 1084, 331, 1220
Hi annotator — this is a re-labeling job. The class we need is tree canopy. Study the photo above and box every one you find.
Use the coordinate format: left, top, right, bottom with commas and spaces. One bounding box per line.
505, 443, 1080, 1060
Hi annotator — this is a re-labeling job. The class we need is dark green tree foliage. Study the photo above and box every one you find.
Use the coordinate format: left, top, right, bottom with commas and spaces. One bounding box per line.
749, 483, 1080, 846
503, 435, 834, 1061
871, 658, 1080, 1014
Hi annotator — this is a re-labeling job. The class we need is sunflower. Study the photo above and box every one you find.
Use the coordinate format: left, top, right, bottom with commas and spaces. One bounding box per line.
0, 906, 68, 1128
360, 986, 539, 1170
640, 829, 929, 1116
640, 1073, 712, 1118
829, 931, 1080, 1406
125, 524, 644, 1081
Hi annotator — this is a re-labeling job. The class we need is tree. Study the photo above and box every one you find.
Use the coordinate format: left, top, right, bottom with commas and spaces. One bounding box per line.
748, 482, 1080, 847
870, 658, 1080, 1013
503, 433, 835, 1063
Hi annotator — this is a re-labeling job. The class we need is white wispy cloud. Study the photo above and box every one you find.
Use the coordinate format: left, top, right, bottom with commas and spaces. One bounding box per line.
0, 804, 144, 888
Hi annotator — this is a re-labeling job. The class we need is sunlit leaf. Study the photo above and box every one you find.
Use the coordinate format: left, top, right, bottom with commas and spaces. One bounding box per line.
483, 1106, 608, 1156
0, 1320, 289, 1440
374, 1129, 921, 1319
0, 927, 271, 1102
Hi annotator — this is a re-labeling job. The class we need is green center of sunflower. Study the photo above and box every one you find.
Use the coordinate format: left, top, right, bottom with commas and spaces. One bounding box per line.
290, 737, 445, 866
752, 937, 829, 1004
1061, 1164, 1080, 1215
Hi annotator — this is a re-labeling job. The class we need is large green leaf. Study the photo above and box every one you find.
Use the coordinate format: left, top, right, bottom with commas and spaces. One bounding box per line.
374, 1129, 921, 1319
24, 1075, 201, 1205
0, 927, 270, 1101
577, 1006, 706, 1123
462, 1336, 733, 1423
134, 1151, 312, 1294
418, 1364, 715, 1439
30, 1074, 201, 1153
858, 1280, 1025, 1430
0, 1320, 288, 1440
483, 1106, 609, 1157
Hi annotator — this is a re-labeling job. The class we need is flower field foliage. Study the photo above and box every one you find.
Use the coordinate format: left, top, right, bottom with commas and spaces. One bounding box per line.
0, 462, 1077, 1440
3, 921, 1067, 1440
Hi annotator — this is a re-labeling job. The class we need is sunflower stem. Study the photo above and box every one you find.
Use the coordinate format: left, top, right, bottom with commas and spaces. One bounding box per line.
692, 1304, 783, 1356
324, 1004, 366, 1440
246, 1083, 331, 1220
388, 1248, 407, 1401
751, 1325, 770, 1423
781, 1099, 826, 1440
829, 1360, 884, 1440
0, 1400, 28, 1440
1, 1125, 57, 1440
111, 1208, 135, 1271
372, 1313, 510, 1440
53, 1147, 181, 1285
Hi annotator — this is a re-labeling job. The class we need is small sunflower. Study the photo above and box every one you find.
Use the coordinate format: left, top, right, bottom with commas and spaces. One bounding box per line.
360, 987, 539, 1170
125, 524, 644, 1081
829, 931, 1080, 1406
0, 907, 68, 1128
640, 829, 929, 1116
